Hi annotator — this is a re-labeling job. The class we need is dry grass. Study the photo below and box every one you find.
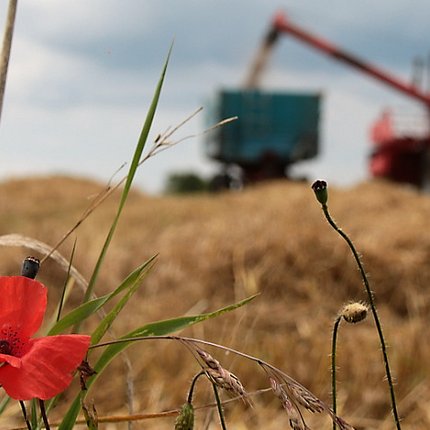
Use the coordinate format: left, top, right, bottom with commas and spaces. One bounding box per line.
0, 175, 429, 429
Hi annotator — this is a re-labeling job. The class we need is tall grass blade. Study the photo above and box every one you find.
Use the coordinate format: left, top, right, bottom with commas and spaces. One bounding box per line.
58, 45, 172, 429
80, 44, 172, 310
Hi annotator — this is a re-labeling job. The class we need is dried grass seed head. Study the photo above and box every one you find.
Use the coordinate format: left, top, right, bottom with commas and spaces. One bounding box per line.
286, 380, 325, 414
195, 347, 251, 405
269, 378, 308, 430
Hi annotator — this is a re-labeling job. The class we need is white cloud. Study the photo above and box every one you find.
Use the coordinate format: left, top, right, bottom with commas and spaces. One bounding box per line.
1, 0, 429, 193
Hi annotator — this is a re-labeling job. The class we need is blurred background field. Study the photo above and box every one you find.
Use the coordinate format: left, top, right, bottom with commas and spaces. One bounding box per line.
0, 175, 428, 429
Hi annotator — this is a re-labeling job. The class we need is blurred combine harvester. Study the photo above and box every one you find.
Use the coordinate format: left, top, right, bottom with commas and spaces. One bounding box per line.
205, 11, 430, 189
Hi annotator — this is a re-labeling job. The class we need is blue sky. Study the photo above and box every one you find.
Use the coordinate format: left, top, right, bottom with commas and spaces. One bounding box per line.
1, 0, 429, 193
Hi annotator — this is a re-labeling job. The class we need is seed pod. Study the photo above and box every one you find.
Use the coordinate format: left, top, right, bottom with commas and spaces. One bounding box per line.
175, 402, 194, 430
311, 180, 328, 205
21, 256, 40, 279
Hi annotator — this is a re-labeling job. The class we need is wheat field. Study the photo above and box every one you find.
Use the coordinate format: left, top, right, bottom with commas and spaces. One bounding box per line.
0, 175, 428, 429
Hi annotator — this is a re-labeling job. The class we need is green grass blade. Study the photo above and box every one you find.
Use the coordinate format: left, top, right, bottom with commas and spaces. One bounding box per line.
59, 294, 256, 430
0, 396, 9, 415
49, 256, 156, 335
91, 256, 156, 344
49, 296, 109, 336
58, 46, 172, 429
81, 45, 172, 309
94, 295, 256, 386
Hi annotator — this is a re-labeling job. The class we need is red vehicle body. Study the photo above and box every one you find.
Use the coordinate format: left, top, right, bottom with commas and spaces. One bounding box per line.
246, 11, 430, 188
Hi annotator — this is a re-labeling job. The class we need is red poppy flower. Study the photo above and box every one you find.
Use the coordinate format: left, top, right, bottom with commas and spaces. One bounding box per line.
0, 276, 91, 400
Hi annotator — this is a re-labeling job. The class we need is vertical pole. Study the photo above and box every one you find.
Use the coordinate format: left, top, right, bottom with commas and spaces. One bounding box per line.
0, 0, 18, 125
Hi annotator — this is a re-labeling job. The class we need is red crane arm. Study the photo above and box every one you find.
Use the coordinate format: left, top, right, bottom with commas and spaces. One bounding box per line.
272, 12, 430, 109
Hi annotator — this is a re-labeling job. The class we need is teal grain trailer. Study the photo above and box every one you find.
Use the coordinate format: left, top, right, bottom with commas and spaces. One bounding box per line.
205, 89, 321, 186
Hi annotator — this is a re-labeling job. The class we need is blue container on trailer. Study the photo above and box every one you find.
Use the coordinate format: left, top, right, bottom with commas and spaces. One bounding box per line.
205, 89, 321, 166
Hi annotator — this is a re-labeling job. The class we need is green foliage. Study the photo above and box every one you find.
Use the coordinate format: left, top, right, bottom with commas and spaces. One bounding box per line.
57, 46, 172, 430
164, 171, 210, 194
90, 256, 157, 344
58, 295, 256, 430
48, 256, 156, 336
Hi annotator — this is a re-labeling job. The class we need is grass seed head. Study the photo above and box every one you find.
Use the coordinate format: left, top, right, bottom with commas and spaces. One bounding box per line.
265, 367, 355, 430
269, 377, 308, 430
287, 381, 325, 413
196, 348, 251, 405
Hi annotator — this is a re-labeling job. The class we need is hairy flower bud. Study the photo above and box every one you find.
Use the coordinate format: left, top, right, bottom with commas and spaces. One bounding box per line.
341, 302, 368, 324
175, 402, 194, 430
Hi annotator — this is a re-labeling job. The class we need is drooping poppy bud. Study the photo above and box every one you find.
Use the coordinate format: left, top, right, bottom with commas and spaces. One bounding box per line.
175, 402, 194, 430
311, 180, 328, 205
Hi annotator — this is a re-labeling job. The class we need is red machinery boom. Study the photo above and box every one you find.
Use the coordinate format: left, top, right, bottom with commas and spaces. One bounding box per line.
245, 11, 430, 110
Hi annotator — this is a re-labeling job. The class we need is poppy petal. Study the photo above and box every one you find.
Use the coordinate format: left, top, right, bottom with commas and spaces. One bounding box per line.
0, 353, 21, 368
0, 277, 46, 338
0, 335, 90, 400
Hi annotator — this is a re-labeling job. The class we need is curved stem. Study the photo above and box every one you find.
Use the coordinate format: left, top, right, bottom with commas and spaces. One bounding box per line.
188, 371, 205, 404
321, 204, 401, 430
212, 383, 227, 430
332, 316, 341, 430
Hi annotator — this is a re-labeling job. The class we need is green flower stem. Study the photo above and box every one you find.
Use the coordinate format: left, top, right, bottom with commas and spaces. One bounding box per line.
331, 316, 341, 430
212, 384, 227, 430
321, 203, 401, 430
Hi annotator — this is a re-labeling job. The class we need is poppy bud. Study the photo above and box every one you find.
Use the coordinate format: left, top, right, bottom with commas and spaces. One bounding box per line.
21, 256, 40, 279
311, 180, 328, 205
175, 402, 194, 430
341, 302, 368, 324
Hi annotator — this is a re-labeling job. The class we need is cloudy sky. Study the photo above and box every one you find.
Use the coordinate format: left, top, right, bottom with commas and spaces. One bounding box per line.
1, 0, 429, 193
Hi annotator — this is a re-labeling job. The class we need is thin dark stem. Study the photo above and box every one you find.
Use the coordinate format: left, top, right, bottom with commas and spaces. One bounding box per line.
19, 401, 32, 430
212, 383, 227, 430
57, 238, 77, 322
188, 371, 205, 404
321, 204, 401, 430
331, 316, 341, 430
38, 399, 50, 430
